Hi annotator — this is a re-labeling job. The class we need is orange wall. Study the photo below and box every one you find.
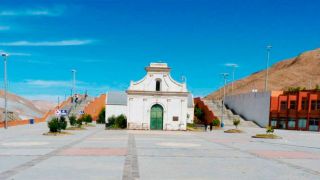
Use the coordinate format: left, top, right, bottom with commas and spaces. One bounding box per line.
84, 94, 106, 121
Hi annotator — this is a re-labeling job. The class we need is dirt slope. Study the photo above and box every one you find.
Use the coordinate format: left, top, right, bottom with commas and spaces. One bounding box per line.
206, 48, 320, 99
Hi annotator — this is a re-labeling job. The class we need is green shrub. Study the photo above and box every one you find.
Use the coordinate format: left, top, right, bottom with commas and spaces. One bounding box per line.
233, 118, 240, 129
115, 114, 127, 129
48, 117, 60, 133
83, 114, 93, 124
212, 119, 220, 126
187, 123, 195, 128
97, 108, 106, 124
76, 117, 83, 128
59, 116, 67, 130
106, 115, 116, 127
69, 115, 77, 126
266, 126, 274, 134
194, 105, 205, 124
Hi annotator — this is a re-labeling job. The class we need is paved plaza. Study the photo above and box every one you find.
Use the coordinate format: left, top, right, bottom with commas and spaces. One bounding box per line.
0, 123, 320, 180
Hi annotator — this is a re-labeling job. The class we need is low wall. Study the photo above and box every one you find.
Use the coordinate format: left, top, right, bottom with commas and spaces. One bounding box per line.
224, 92, 271, 127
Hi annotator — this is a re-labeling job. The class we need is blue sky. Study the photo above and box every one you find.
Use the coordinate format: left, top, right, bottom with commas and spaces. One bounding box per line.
0, 0, 319, 102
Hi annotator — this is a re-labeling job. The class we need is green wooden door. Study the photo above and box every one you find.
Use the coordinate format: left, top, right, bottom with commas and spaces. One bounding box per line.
150, 104, 163, 130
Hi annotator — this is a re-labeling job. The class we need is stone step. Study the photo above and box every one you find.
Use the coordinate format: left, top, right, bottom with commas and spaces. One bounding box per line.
203, 99, 259, 128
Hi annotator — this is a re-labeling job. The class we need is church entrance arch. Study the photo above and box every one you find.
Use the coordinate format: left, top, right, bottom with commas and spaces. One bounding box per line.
150, 104, 163, 130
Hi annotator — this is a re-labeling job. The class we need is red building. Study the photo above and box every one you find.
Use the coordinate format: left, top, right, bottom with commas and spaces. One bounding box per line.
270, 90, 320, 131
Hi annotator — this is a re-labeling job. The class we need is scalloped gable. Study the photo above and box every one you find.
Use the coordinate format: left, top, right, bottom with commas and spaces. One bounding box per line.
128, 62, 187, 92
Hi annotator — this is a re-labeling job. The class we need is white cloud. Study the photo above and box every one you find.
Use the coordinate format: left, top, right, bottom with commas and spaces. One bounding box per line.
0, 7, 65, 17
0, 50, 31, 56
225, 63, 239, 67
0, 39, 93, 46
0, 26, 10, 30
24, 80, 72, 88
22, 94, 65, 102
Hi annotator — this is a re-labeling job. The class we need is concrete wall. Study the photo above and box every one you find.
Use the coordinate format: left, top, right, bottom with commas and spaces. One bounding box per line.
105, 105, 127, 121
224, 92, 271, 127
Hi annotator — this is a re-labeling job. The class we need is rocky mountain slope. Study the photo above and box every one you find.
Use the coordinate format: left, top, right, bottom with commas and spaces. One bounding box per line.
206, 48, 320, 99
0, 91, 50, 120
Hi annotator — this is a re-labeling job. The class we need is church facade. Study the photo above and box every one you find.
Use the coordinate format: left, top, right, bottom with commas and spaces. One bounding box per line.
105, 63, 194, 130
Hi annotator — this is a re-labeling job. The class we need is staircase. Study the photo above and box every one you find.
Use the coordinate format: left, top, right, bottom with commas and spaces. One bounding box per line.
203, 99, 259, 127
45, 96, 94, 122
68, 96, 94, 118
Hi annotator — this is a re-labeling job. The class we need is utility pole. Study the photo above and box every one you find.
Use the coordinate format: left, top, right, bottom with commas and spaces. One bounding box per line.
265, 45, 272, 92
2, 53, 8, 129
221, 73, 229, 127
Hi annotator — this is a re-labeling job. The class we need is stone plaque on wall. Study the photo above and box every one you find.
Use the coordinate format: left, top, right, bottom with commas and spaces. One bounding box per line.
173, 116, 179, 121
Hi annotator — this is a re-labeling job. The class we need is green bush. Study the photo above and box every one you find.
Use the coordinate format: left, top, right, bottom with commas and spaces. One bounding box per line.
97, 108, 106, 124
194, 105, 205, 124
83, 114, 93, 124
266, 126, 274, 134
48, 117, 60, 133
106, 115, 116, 127
233, 118, 240, 129
106, 114, 127, 129
69, 115, 77, 126
212, 119, 220, 126
59, 116, 67, 130
76, 117, 83, 128
115, 114, 127, 129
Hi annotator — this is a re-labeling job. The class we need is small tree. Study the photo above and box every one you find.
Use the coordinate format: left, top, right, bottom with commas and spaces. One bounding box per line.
106, 115, 116, 127
97, 108, 106, 124
315, 84, 320, 91
194, 105, 205, 124
233, 118, 240, 129
48, 117, 60, 133
59, 116, 67, 130
115, 114, 127, 129
69, 115, 77, 126
212, 118, 220, 127
76, 117, 83, 128
83, 114, 93, 125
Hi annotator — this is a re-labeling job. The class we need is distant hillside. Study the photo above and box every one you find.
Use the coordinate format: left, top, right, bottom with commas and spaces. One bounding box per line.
32, 100, 56, 113
0, 91, 48, 120
205, 48, 320, 99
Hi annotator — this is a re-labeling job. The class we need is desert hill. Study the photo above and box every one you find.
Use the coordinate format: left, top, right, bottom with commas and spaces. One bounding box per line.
0, 91, 53, 120
205, 48, 320, 99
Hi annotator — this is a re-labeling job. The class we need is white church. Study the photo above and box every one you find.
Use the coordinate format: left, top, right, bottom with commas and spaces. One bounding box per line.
105, 62, 194, 130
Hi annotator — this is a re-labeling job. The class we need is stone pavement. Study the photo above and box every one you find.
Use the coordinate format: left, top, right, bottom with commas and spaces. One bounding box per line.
0, 123, 320, 179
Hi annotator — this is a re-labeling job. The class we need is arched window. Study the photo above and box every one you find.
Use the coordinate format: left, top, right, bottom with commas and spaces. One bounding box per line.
156, 80, 161, 91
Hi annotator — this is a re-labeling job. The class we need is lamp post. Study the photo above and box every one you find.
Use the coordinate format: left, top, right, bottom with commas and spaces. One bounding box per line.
230, 64, 238, 95
265, 45, 272, 92
2, 53, 8, 129
71, 69, 76, 97
221, 73, 229, 127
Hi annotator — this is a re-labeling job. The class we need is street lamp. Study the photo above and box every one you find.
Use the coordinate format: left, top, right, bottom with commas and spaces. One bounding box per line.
229, 64, 238, 95
265, 45, 272, 92
2, 53, 8, 129
221, 73, 229, 127
71, 69, 76, 97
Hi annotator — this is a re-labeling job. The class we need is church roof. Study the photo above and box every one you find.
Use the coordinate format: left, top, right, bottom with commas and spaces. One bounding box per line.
106, 91, 127, 105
